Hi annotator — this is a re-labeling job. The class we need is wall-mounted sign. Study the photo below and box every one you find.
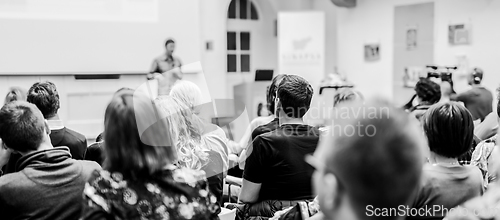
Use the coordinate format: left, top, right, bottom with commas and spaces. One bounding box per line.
449, 24, 471, 45
364, 44, 380, 61
278, 12, 325, 88
406, 26, 418, 50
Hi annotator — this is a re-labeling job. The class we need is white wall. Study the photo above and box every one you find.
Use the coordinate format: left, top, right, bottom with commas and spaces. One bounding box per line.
0, 0, 202, 73
312, 0, 338, 74
336, 0, 500, 102
434, 0, 500, 97
336, 0, 433, 100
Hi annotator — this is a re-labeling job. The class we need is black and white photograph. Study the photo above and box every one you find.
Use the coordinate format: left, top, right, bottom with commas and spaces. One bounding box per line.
0, 0, 499, 220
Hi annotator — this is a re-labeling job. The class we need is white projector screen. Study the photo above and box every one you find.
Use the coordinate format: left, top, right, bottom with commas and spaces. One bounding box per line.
0, 0, 202, 74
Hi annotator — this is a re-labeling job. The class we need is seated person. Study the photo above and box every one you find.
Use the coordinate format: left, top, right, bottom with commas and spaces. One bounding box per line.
409, 102, 483, 220
0, 101, 100, 220
238, 74, 286, 169
238, 75, 319, 219
471, 87, 500, 189
302, 100, 426, 220
408, 78, 441, 120
81, 90, 220, 220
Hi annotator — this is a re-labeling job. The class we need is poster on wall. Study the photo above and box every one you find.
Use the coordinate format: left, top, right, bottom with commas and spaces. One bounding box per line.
449, 24, 471, 45
278, 12, 325, 89
364, 44, 380, 61
406, 26, 418, 50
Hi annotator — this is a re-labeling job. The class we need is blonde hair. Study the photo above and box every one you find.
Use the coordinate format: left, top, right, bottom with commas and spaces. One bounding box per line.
4, 87, 27, 104
170, 80, 203, 114
155, 96, 208, 170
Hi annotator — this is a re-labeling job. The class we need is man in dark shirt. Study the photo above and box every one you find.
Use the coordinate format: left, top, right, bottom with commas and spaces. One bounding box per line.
0, 101, 100, 220
239, 74, 319, 205
452, 68, 493, 122
4, 81, 88, 174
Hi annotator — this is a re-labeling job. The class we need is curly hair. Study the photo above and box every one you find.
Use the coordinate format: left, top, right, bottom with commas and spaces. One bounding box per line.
155, 96, 208, 170
415, 78, 441, 105
27, 81, 60, 118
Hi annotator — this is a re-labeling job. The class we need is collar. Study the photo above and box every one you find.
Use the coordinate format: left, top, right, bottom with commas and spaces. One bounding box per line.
47, 119, 64, 130
16, 147, 72, 172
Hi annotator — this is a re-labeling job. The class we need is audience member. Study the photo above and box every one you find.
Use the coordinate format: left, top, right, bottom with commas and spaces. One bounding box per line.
307, 100, 426, 220
81, 90, 220, 220
471, 87, 500, 189
409, 78, 441, 120
238, 74, 286, 169
452, 68, 493, 122
84, 87, 134, 166
27, 81, 87, 159
4, 87, 27, 104
409, 102, 483, 220
0, 101, 100, 220
4, 82, 88, 174
237, 75, 319, 219
155, 95, 225, 206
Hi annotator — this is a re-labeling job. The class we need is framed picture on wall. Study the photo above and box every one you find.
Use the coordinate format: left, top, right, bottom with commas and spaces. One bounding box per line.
403, 66, 424, 88
364, 44, 380, 61
449, 23, 471, 45
406, 26, 418, 50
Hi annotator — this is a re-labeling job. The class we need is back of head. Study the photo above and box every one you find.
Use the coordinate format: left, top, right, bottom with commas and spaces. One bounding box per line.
333, 88, 364, 107
471, 67, 484, 84
170, 80, 203, 112
155, 95, 208, 170
103, 90, 176, 179
0, 101, 47, 153
320, 100, 425, 220
277, 75, 313, 118
422, 102, 474, 158
27, 81, 60, 119
4, 87, 27, 104
267, 74, 286, 114
415, 78, 441, 105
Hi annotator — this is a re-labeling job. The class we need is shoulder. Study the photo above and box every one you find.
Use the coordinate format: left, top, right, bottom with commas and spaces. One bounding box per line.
0, 172, 26, 190
78, 160, 102, 175
62, 127, 87, 143
154, 54, 167, 62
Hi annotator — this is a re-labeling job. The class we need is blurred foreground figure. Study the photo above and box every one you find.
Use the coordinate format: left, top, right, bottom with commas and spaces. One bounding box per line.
81, 90, 220, 220
0, 101, 100, 220
309, 100, 426, 220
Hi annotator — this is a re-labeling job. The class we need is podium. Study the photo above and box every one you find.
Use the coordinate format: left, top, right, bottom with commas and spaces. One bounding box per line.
233, 81, 270, 120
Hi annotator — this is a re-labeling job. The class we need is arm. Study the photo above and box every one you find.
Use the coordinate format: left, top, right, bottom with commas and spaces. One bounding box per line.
239, 179, 261, 204
239, 137, 266, 203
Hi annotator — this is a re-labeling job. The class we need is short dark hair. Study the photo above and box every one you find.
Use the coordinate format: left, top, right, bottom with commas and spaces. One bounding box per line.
0, 101, 46, 153
267, 74, 286, 114
472, 67, 483, 84
277, 75, 313, 118
165, 39, 175, 47
326, 100, 424, 220
103, 90, 176, 179
27, 81, 60, 119
423, 102, 474, 158
415, 78, 441, 104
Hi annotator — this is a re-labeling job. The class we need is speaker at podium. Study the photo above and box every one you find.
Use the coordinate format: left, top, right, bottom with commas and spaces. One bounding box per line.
233, 70, 274, 120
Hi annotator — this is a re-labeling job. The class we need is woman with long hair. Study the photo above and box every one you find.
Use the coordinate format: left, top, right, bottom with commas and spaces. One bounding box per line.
81, 90, 220, 220
155, 95, 225, 206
